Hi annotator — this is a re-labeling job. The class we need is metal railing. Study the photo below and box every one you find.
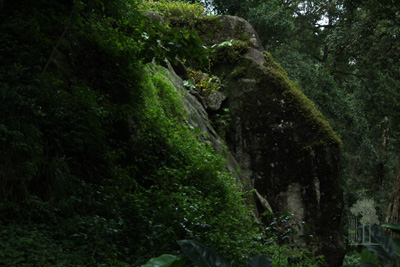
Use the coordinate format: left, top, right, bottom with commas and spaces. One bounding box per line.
348, 217, 378, 245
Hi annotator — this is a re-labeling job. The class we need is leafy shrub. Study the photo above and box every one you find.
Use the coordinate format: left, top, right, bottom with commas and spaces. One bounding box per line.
120, 66, 268, 265
259, 212, 326, 266
0, 222, 98, 266
188, 70, 222, 94
343, 250, 362, 266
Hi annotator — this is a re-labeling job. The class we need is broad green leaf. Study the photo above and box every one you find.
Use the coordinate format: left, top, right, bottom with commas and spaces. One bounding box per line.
140, 254, 186, 267
381, 223, 400, 233
360, 225, 396, 262
396, 243, 400, 257
246, 255, 272, 267
177, 240, 230, 267
360, 248, 378, 264
218, 40, 233, 47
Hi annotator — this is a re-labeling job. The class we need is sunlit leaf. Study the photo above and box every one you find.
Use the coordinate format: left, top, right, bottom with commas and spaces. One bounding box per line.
381, 223, 400, 233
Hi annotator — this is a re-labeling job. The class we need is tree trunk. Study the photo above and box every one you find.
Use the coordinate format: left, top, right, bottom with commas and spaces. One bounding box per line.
375, 127, 389, 190
386, 156, 400, 267
386, 156, 400, 224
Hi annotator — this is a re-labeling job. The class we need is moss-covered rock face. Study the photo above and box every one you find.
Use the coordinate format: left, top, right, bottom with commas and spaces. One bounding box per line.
143, 9, 345, 265
156, 60, 257, 211
194, 15, 345, 266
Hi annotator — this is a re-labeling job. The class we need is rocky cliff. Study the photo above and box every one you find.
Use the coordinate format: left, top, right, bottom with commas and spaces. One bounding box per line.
0, 1, 345, 265
157, 14, 345, 266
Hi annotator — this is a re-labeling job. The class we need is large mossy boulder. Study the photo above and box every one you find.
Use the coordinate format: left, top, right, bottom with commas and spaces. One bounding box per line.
193, 15, 345, 266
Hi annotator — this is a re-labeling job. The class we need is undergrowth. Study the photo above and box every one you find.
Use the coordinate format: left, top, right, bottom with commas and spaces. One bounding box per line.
0, 0, 326, 266
0, 0, 261, 265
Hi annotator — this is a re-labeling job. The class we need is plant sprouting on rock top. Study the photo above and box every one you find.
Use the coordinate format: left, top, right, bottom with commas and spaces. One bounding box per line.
188, 70, 222, 95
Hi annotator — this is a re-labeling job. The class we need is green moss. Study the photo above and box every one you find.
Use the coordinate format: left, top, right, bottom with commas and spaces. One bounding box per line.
139, 0, 211, 28
263, 51, 288, 76
261, 51, 342, 149
211, 39, 249, 65
146, 65, 186, 119
195, 16, 222, 44
233, 20, 251, 42
283, 87, 342, 148
231, 66, 246, 78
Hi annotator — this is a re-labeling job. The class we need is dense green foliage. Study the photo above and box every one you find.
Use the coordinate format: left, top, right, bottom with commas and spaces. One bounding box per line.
0, 0, 325, 266
6, 0, 399, 265
142, 239, 272, 267
0, 0, 260, 265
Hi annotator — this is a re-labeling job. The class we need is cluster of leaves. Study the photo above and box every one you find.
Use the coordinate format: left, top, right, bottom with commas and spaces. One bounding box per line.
144, 210, 326, 267
259, 212, 325, 266
188, 70, 222, 94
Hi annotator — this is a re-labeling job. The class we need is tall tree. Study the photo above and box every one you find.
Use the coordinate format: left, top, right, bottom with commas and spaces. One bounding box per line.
386, 156, 400, 224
